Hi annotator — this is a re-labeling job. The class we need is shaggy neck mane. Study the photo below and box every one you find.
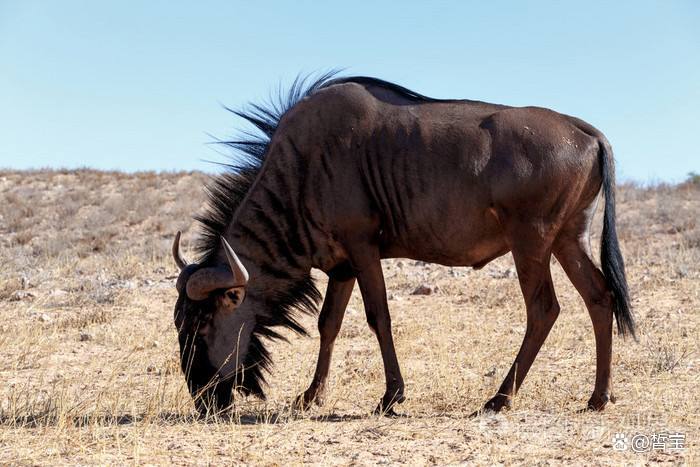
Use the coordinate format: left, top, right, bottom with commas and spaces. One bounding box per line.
192, 72, 442, 397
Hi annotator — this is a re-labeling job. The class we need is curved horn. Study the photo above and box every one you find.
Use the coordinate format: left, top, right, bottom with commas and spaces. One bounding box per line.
182, 237, 249, 301
221, 237, 249, 286
185, 266, 235, 301
172, 231, 188, 271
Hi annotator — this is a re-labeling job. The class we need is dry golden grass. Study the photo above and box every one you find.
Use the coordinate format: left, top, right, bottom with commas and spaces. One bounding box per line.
0, 170, 698, 465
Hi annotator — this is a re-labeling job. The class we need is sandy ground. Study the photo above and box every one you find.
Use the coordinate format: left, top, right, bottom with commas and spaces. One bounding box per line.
0, 170, 698, 465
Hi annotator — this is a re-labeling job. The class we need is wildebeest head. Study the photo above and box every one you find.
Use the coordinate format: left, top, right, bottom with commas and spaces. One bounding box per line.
172, 231, 255, 413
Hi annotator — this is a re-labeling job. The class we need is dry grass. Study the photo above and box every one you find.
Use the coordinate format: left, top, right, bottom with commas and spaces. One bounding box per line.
0, 170, 698, 465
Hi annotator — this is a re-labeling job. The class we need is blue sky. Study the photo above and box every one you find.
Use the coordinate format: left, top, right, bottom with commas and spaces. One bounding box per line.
1, 1, 698, 182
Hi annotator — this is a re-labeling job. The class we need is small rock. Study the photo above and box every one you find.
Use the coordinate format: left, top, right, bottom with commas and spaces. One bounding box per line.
411, 284, 437, 295
10, 290, 35, 301
37, 313, 52, 323
484, 367, 497, 377
489, 267, 517, 279
146, 365, 157, 373
152, 340, 160, 348
79, 332, 92, 342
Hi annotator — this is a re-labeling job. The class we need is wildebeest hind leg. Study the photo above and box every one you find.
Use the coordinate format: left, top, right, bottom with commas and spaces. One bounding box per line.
295, 276, 355, 410
479, 242, 561, 414
554, 234, 615, 411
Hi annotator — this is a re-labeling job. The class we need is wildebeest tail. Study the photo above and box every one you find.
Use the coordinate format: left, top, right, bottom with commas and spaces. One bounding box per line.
599, 140, 636, 339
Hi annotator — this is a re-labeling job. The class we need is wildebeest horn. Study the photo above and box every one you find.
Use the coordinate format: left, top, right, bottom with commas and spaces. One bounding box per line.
172, 231, 188, 271
221, 236, 249, 286
183, 238, 249, 301
185, 266, 237, 301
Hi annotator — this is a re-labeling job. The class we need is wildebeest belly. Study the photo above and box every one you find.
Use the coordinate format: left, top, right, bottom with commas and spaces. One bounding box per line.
378, 199, 509, 268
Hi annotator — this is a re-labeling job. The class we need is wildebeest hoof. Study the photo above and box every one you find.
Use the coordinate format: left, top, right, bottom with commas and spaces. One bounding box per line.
373, 405, 408, 418
373, 401, 408, 418
374, 389, 405, 416
471, 394, 512, 417
293, 392, 315, 411
293, 388, 324, 411
583, 392, 615, 412
293, 393, 312, 411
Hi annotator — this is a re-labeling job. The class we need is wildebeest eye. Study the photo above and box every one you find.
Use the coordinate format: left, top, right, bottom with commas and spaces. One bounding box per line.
224, 287, 245, 307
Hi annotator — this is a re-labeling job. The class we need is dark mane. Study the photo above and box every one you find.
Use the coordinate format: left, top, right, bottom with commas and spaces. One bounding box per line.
194, 72, 443, 261
230, 274, 322, 399
193, 72, 442, 397
194, 70, 344, 262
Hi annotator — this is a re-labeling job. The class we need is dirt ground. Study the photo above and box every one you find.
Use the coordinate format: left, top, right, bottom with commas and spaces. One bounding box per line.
0, 169, 698, 465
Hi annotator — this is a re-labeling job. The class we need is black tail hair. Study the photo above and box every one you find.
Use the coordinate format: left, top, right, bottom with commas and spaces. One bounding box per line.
599, 141, 637, 339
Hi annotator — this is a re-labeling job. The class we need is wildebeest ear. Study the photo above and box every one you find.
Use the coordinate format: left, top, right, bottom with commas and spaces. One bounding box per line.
223, 286, 246, 308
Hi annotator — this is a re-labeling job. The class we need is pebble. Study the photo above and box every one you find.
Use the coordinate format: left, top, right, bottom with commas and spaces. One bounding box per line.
10, 290, 35, 301
411, 284, 437, 295
489, 267, 517, 279
37, 313, 52, 323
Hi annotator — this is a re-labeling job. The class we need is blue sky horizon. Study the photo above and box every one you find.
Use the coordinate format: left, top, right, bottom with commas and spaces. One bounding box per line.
1, 1, 698, 182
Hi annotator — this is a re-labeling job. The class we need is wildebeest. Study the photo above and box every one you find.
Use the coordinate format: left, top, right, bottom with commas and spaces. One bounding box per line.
172, 73, 635, 415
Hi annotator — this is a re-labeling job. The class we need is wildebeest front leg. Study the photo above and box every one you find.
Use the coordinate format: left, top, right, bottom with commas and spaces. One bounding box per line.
353, 256, 405, 415
295, 276, 355, 409
480, 247, 560, 414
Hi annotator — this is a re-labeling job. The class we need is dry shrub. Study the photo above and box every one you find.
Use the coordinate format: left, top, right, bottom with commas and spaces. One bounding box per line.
0, 275, 24, 301
646, 342, 692, 375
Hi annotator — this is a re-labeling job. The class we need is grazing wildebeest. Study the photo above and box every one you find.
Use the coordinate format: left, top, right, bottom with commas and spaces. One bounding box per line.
172, 73, 635, 415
